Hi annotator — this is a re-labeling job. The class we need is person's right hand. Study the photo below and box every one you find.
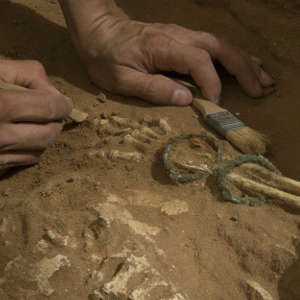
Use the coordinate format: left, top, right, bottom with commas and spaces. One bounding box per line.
0, 60, 73, 171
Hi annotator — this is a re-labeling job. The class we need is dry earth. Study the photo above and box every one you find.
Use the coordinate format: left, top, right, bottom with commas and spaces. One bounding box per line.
0, 0, 300, 299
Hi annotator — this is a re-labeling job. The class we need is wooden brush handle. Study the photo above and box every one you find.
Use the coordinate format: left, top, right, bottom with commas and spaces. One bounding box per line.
173, 79, 227, 118
0, 81, 88, 123
192, 97, 227, 118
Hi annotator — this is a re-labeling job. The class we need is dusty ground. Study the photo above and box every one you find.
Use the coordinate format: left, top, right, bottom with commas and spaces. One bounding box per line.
0, 0, 300, 299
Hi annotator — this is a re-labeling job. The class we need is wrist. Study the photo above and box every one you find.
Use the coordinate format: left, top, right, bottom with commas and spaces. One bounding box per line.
58, 0, 128, 52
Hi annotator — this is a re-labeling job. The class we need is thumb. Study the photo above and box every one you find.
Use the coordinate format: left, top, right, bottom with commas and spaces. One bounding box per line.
115, 68, 193, 106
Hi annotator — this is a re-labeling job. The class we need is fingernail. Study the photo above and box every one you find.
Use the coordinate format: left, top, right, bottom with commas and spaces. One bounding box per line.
260, 69, 275, 87
171, 89, 192, 106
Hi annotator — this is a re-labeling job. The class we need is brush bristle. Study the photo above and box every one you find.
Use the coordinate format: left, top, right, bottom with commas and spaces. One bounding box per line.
226, 127, 269, 154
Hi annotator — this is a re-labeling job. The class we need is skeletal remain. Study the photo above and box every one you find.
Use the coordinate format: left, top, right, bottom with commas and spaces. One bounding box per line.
124, 135, 149, 153
69, 109, 89, 123
99, 124, 131, 136
44, 229, 69, 247
158, 118, 172, 134
88, 150, 106, 159
227, 173, 300, 212
140, 126, 161, 139
131, 129, 152, 143
194, 152, 214, 161
142, 115, 153, 124
111, 116, 140, 129
99, 119, 109, 126
241, 163, 300, 196
109, 150, 143, 162
174, 161, 213, 175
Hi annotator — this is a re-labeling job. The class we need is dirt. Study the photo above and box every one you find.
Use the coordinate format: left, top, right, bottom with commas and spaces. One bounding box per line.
0, 0, 300, 299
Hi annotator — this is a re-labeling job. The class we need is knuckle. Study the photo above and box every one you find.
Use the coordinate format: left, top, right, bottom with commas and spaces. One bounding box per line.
41, 97, 54, 120
200, 31, 216, 41
142, 27, 170, 48
39, 126, 60, 149
164, 23, 181, 33
27, 60, 46, 77
197, 49, 211, 62
152, 23, 181, 33
140, 76, 158, 98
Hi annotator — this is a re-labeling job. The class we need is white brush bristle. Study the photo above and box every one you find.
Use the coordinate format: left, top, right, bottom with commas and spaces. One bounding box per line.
226, 127, 268, 154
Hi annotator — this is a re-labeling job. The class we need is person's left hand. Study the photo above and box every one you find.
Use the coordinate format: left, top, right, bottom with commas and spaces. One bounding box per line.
71, 16, 274, 105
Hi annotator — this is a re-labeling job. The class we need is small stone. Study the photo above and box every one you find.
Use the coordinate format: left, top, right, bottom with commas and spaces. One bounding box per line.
93, 118, 100, 127
1, 191, 8, 197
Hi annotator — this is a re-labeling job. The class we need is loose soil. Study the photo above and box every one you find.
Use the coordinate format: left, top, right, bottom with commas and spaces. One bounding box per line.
0, 1, 299, 299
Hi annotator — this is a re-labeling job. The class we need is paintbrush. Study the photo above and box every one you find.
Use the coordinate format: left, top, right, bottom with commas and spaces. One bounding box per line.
192, 98, 268, 154
176, 79, 268, 154
0, 81, 88, 123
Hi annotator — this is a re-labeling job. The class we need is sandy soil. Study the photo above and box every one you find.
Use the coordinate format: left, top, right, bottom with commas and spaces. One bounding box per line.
0, 0, 300, 299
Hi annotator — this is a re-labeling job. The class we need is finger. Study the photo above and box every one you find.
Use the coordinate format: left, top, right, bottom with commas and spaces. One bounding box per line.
0, 59, 59, 93
0, 122, 62, 152
249, 57, 274, 88
257, 68, 274, 88
112, 67, 193, 105
178, 34, 264, 98
263, 86, 275, 96
251, 55, 263, 66
145, 35, 221, 102
0, 151, 41, 170
213, 41, 263, 98
0, 89, 73, 122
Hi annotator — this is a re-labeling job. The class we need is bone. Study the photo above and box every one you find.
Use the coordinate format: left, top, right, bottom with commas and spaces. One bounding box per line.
158, 118, 172, 134
174, 161, 213, 175
109, 150, 143, 162
140, 126, 161, 139
111, 116, 140, 129
131, 129, 152, 143
44, 229, 69, 247
101, 124, 131, 136
227, 172, 300, 212
69, 109, 89, 123
123, 135, 148, 152
241, 163, 300, 196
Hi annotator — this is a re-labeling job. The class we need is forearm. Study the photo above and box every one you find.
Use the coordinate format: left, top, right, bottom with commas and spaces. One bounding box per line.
58, 0, 128, 47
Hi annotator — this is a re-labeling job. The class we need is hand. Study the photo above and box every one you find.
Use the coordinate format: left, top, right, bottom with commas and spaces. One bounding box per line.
73, 17, 274, 105
0, 60, 73, 171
